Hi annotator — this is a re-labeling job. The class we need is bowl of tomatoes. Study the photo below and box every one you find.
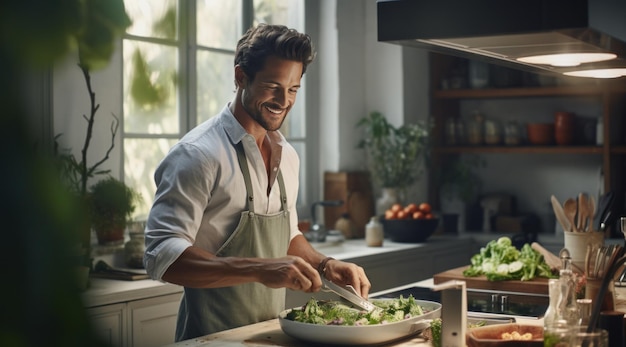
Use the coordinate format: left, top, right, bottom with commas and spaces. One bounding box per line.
381, 203, 439, 243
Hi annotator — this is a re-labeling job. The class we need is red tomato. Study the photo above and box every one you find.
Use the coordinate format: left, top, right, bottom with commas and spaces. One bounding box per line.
412, 211, 425, 220
404, 203, 418, 214
397, 210, 409, 220
385, 209, 397, 220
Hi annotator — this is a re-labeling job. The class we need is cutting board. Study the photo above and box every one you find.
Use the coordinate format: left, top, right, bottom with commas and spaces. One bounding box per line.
434, 266, 549, 295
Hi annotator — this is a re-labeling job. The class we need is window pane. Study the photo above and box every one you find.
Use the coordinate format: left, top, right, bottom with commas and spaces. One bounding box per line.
123, 40, 179, 134
125, 0, 178, 40
279, 83, 304, 138
253, 0, 303, 29
197, 49, 234, 123
124, 138, 178, 219
197, 0, 241, 50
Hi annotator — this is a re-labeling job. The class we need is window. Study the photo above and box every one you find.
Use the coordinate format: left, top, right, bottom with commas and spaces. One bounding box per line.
122, 0, 307, 219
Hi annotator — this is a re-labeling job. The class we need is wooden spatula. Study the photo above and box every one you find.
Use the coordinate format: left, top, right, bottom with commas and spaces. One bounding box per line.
531, 242, 561, 271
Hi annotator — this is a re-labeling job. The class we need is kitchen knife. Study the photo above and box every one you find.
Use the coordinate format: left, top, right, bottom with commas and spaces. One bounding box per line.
595, 191, 614, 231
322, 278, 377, 312
550, 195, 571, 233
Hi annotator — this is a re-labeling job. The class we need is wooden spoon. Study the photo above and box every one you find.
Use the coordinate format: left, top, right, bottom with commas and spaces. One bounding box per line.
577, 193, 588, 231
563, 198, 578, 232
588, 195, 597, 231
577, 193, 591, 231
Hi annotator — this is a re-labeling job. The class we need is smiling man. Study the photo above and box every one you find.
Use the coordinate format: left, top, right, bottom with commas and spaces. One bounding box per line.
143, 24, 371, 342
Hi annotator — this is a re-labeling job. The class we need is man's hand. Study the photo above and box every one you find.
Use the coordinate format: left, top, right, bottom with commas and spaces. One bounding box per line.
322, 259, 371, 298
256, 255, 323, 293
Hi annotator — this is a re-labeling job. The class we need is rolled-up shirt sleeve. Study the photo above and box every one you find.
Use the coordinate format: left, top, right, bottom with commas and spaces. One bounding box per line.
144, 142, 213, 281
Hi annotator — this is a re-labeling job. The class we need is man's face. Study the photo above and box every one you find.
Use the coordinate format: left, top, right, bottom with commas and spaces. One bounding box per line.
240, 56, 303, 131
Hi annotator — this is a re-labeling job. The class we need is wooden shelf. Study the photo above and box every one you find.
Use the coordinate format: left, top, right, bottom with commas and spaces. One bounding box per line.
434, 145, 604, 155
427, 53, 626, 239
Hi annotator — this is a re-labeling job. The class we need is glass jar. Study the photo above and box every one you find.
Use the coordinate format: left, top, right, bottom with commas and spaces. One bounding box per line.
466, 111, 484, 145
483, 119, 501, 145
365, 217, 384, 247
445, 118, 465, 145
124, 231, 146, 269
503, 120, 522, 145
445, 118, 458, 145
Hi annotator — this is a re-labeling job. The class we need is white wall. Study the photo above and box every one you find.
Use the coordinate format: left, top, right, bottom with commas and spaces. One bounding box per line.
52, 47, 124, 183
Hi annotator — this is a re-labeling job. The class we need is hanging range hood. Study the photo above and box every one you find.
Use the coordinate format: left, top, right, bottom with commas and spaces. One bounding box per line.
377, 0, 626, 78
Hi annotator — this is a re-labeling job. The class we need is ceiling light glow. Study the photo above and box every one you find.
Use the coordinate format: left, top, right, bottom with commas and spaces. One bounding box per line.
563, 68, 626, 78
517, 53, 617, 67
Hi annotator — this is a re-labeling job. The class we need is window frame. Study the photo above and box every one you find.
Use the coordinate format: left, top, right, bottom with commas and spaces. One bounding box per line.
121, 0, 314, 219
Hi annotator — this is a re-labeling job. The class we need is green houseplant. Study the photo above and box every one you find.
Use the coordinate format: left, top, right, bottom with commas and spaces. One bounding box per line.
357, 111, 430, 213
90, 176, 141, 245
54, 0, 131, 250
51, 0, 131, 279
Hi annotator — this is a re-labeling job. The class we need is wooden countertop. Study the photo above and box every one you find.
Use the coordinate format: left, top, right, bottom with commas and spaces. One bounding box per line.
161, 318, 435, 347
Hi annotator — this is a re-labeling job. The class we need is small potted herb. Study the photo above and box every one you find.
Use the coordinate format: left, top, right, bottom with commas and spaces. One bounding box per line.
90, 176, 141, 245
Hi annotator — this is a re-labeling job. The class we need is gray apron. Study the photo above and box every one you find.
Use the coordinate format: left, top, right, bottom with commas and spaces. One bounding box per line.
175, 142, 291, 341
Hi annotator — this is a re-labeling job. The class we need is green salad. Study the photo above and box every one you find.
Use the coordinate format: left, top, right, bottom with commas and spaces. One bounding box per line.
463, 236, 556, 281
284, 295, 426, 326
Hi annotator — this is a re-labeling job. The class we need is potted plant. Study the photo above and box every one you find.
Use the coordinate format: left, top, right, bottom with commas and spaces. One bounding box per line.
49, 0, 131, 287
90, 176, 141, 245
357, 111, 430, 214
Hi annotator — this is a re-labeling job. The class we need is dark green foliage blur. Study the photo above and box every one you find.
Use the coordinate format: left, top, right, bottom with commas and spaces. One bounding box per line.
0, 0, 130, 345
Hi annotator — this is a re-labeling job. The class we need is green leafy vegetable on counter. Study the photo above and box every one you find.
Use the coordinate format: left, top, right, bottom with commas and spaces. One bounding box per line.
426, 318, 486, 347
463, 236, 557, 281
285, 296, 426, 326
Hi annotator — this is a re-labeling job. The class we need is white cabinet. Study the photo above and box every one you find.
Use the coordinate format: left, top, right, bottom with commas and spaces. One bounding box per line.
87, 291, 182, 347
128, 293, 181, 347
87, 303, 126, 347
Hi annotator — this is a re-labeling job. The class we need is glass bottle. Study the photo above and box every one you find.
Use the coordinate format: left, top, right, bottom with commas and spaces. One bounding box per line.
557, 252, 580, 325
544, 279, 560, 327
467, 111, 484, 145
365, 216, 384, 247
445, 118, 458, 145
576, 298, 592, 328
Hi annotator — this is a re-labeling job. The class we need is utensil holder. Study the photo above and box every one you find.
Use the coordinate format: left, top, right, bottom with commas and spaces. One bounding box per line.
564, 231, 604, 271
585, 279, 615, 312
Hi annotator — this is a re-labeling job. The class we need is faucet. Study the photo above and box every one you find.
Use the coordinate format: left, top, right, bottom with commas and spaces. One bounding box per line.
307, 200, 343, 242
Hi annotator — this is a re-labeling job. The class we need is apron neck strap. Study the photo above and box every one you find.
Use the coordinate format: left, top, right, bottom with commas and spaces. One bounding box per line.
235, 141, 288, 212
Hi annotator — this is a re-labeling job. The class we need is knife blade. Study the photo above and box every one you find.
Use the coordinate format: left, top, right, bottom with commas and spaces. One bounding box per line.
322, 278, 376, 312
551, 195, 571, 233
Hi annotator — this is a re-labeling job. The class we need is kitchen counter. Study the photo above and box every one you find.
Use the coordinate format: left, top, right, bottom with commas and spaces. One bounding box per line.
82, 235, 473, 308
80, 232, 575, 308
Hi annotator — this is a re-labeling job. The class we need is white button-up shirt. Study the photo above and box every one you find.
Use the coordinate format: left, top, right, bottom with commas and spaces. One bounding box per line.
144, 105, 302, 280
